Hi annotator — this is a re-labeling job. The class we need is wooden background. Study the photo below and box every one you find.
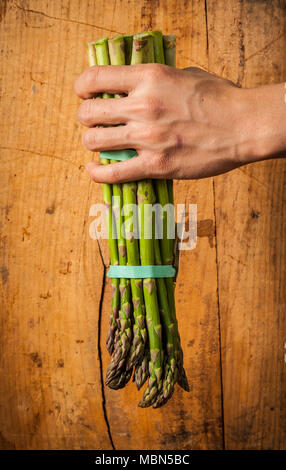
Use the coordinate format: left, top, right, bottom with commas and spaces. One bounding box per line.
0, 0, 285, 450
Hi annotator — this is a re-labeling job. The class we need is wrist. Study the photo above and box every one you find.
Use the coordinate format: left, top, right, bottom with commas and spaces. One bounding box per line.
236, 84, 286, 165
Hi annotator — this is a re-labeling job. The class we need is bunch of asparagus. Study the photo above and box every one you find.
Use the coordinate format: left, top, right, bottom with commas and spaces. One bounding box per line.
87, 31, 189, 408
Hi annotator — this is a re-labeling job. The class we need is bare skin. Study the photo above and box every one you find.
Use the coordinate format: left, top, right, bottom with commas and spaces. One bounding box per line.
74, 64, 286, 183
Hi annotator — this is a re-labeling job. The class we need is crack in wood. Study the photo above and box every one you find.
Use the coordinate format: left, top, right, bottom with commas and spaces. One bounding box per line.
97, 263, 115, 450
14, 3, 124, 35
245, 32, 286, 62
204, 0, 209, 54
96, 238, 107, 268
212, 178, 226, 450
0, 146, 80, 168
204, 2, 225, 449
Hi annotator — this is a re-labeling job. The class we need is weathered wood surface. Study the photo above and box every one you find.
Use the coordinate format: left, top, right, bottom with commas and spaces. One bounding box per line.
207, 0, 286, 449
0, 0, 285, 450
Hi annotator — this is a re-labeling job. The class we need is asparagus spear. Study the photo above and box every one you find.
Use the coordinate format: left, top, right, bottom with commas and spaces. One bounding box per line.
137, 180, 163, 407
106, 181, 134, 389
103, 183, 121, 356
87, 41, 97, 67
163, 34, 176, 67
163, 34, 176, 219
87, 42, 120, 355
162, 34, 176, 264
130, 32, 155, 64
148, 31, 189, 400
151, 31, 174, 266
123, 33, 152, 389
153, 32, 189, 392
107, 35, 147, 386
93, 36, 113, 99
86, 30, 189, 406
123, 34, 133, 65
129, 33, 164, 407
152, 235, 177, 408
150, 30, 165, 64
122, 181, 148, 368
134, 350, 150, 390
93, 37, 133, 388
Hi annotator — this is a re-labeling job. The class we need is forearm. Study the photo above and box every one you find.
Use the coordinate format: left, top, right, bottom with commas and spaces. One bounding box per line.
239, 83, 286, 164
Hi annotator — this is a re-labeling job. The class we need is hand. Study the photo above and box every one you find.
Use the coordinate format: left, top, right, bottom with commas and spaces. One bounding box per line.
74, 64, 286, 183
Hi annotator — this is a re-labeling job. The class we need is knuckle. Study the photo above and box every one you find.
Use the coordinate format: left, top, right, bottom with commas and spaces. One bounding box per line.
78, 99, 95, 126
138, 125, 155, 143
138, 125, 168, 145
151, 152, 166, 175
74, 66, 98, 96
108, 165, 120, 183
151, 125, 169, 144
141, 96, 164, 120
145, 63, 165, 82
123, 124, 132, 142
84, 65, 99, 89
82, 129, 96, 149
184, 66, 201, 73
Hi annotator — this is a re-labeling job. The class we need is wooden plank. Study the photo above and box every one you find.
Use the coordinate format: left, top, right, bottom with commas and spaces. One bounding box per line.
0, 0, 112, 450
100, 0, 223, 450
207, 0, 286, 449
0, 0, 223, 450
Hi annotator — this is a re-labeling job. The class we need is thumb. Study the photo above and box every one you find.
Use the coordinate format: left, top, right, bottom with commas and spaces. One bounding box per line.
86, 155, 150, 184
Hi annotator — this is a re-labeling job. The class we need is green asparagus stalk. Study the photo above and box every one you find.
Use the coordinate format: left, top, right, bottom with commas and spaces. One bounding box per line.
163, 34, 176, 67
87, 41, 97, 67
103, 183, 121, 356
94, 36, 113, 99
93, 37, 133, 388
130, 32, 155, 64
150, 30, 165, 64
153, 32, 189, 392
108, 34, 149, 389
149, 31, 189, 400
123, 34, 133, 65
124, 32, 151, 389
108, 34, 126, 65
87, 41, 120, 355
164, 37, 189, 392
122, 182, 148, 367
152, 234, 177, 408
129, 33, 164, 407
137, 180, 163, 407
86, 30, 189, 407
134, 350, 150, 390
106, 35, 147, 387
106, 181, 134, 389
163, 34, 176, 220
152, 31, 174, 265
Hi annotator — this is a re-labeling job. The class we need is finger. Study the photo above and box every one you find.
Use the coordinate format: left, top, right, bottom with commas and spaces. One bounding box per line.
82, 125, 133, 151
77, 96, 136, 127
86, 155, 151, 183
74, 65, 145, 99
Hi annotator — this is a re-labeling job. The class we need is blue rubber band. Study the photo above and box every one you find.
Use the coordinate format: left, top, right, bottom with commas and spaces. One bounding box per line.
107, 265, 176, 279
100, 149, 138, 161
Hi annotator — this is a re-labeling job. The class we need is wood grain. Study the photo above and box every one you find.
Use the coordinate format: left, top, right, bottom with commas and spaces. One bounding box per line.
206, 0, 286, 450
0, 0, 285, 450
100, 0, 223, 450
0, 0, 112, 450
